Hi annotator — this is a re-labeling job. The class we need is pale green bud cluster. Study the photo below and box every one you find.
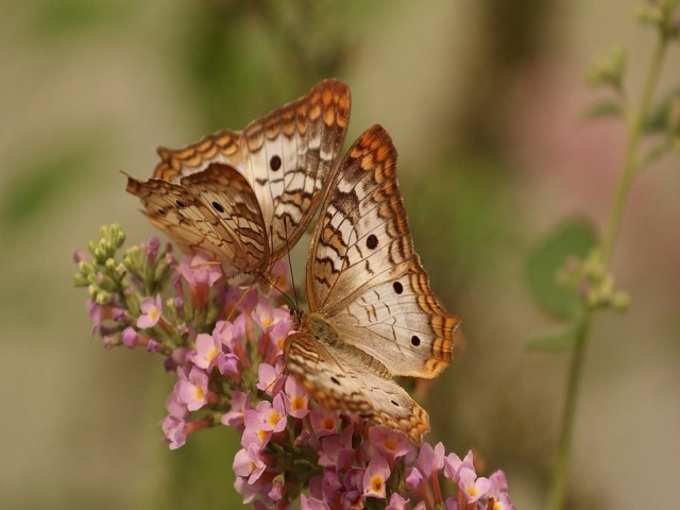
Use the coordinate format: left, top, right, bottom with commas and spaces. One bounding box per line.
559, 250, 630, 312
587, 47, 626, 92
73, 224, 127, 305
637, 0, 680, 40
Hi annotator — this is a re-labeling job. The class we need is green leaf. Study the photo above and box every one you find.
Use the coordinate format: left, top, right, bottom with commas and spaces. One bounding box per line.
526, 217, 597, 319
584, 98, 623, 119
527, 326, 578, 351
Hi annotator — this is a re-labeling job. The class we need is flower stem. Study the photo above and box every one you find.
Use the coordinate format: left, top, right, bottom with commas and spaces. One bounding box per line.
601, 34, 668, 263
548, 31, 670, 510
547, 315, 590, 510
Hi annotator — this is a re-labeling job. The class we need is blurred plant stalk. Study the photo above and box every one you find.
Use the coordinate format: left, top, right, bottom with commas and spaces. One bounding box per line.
548, 3, 679, 509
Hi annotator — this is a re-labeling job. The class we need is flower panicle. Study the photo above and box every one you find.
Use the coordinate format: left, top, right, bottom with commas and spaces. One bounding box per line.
73, 225, 515, 510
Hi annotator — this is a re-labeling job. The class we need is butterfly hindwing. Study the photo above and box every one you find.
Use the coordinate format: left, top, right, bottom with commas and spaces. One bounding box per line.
330, 260, 457, 378
306, 125, 459, 379
179, 163, 269, 274
285, 329, 429, 443
126, 163, 266, 276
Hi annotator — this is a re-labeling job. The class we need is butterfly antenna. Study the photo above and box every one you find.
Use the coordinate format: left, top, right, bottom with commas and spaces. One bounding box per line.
226, 285, 253, 322
282, 216, 300, 311
264, 274, 297, 311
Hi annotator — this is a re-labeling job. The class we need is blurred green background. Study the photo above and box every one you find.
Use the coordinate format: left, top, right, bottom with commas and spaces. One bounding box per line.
2, 1, 679, 509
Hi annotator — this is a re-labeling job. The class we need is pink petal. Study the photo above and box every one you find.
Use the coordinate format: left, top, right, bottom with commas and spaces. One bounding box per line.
406, 467, 423, 489
233, 448, 254, 477
387, 493, 409, 510
136, 315, 154, 329
300, 494, 330, 510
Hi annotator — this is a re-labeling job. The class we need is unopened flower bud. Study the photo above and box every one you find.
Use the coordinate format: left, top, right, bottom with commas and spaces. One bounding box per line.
96, 291, 112, 305
72, 249, 88, 264
96, 273, 116, 292
109, 224, 125, 248
73, 273, 89, 287
101, 335, 119, 349
101, 239, 114, 255
587, 47, 626, 92
154, 259, 170, 282
583, 251, 605, 281
600, 275, 615, 297
78, 261, 94, 277
636, 4, 664, 25
88, 284, 98, 297
612, 291, 631, 311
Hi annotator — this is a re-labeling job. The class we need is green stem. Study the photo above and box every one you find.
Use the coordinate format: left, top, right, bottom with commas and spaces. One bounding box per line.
547, 314, 590, 510
549, 31, 670, 510
601, 35, 668, 263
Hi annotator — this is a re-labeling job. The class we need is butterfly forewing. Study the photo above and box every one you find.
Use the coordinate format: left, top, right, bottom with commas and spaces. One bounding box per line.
152, 79, 351, 265
305, 125, 459, 379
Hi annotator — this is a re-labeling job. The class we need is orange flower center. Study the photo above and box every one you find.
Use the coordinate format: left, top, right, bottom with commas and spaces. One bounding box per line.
383, 437, 398, 451
267, 410, 282, 427
206, 346, 218, 362
291, 396, 305, 411
370, 475, 384, 493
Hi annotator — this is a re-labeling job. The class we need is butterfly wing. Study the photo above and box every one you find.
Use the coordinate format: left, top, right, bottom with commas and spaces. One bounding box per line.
153, 79, 351, 265
285, 330, 429, 443
306, 125, 459, 378
126, 163, 268, 276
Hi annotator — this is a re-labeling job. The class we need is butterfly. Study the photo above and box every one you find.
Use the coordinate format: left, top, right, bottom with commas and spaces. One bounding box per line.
125, 79, 351, 284
284, 124, 460, 443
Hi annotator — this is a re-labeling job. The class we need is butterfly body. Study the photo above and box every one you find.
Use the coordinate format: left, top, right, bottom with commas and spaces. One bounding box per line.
289, 312, 392, 378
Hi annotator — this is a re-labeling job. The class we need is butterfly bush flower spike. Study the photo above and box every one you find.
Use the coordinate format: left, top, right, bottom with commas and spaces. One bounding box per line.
74, 224, 516, 509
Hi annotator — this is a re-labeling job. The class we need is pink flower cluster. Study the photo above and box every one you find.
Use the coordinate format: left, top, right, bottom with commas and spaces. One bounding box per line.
75, 232, 515, 510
